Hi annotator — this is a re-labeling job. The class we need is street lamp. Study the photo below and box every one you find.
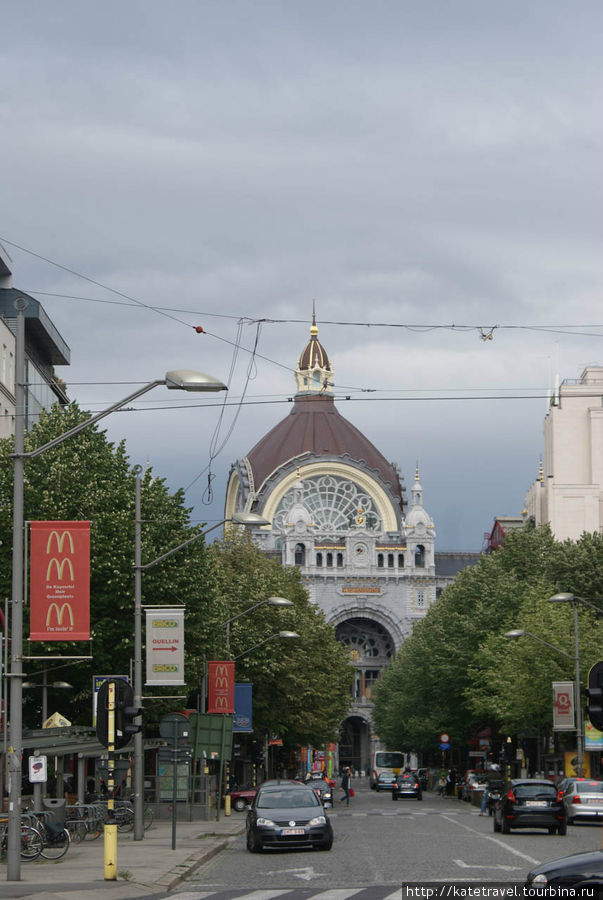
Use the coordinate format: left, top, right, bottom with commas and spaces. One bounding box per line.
22, 675, 73, 726
220, 597, 294, 653
132, 481, 269, 841
6, 296, 227, 882
504, 626, 583, 776
231, 631, 300, 661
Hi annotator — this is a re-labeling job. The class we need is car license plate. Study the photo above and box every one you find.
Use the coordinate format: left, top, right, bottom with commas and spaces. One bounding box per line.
280, 828, 305, 835
525, 800, 547, 807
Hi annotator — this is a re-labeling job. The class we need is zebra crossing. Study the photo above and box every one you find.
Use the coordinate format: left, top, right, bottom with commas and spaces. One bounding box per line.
169, 888, 405, 900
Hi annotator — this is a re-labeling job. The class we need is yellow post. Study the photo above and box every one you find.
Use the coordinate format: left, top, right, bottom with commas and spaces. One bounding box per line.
225, 794, 231, 816
104, 680, 117, 880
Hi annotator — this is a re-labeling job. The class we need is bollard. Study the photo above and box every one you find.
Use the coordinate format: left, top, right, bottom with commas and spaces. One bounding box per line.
225, 794, 231, 816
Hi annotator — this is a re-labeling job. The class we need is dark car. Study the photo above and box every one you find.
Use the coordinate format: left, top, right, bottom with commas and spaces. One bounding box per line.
493, 778, 567, 835
392, 772, 422, 801
375, 770, 397, 792
304, 771, 336, 789
246, 782, 333, 852
526, 849, 603, 891
306, 778, 334, 808
562, 778, 603, 824
417, 768, 429, 791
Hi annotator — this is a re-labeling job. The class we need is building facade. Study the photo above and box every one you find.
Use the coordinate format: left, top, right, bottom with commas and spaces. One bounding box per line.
524, 366, 603, 541
0, 243, 70, 437
225, 319, 478, 771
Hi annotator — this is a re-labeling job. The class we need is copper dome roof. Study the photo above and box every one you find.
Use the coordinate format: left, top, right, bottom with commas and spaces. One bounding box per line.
246, 394, 403, 507
299, 324, 331, 372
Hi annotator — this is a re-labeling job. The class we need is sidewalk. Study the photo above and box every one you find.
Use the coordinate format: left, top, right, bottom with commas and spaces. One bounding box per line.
1, 813, 245, 900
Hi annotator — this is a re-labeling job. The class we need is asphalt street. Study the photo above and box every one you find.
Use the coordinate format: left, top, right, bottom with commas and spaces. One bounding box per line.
171, 778, 603, 898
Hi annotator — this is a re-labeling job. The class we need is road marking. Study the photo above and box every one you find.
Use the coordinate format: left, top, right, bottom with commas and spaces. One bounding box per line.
266, 868, 326, 882
311, 891, 365, 900
440, 815, 540, 865
227, 892, 295, 900
454, 859, 524, 872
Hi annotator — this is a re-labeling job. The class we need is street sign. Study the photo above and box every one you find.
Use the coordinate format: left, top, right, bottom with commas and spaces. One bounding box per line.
29, 756, 47, 783
159, 713, 190, 745
440, 732, 450, 743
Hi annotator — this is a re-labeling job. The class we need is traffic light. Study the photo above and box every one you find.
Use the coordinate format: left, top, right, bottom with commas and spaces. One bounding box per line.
586, 661, 603, 731
96, 679, 142, 749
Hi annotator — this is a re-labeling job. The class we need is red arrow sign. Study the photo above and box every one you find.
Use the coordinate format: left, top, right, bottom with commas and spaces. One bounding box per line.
154, 646, 179, 652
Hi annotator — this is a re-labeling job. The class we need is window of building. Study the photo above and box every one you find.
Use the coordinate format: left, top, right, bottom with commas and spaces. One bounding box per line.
387, 553, 394, 568
316, 552, 323, 567
336, 552, 343, 568
326, 552, 333, 567
377, 553, 384, 568
415, 544, 425, 567
398, 553, 404, 567
294, 543, 305, 565
416, 590, 425, 607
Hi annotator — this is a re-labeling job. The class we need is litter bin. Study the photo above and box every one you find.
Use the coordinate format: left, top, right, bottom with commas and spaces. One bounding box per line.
43, 797, 67, 827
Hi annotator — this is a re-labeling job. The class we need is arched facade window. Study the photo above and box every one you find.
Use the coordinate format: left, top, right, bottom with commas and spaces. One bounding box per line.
415, 544, 425, 568
398, 553, 404, 567
377, 553, 384, 568
316, 552, 323, 567
326, 552, 333, 567
336, 552, 343, 568
295, 543, 306, 566
387, 553, 394, 568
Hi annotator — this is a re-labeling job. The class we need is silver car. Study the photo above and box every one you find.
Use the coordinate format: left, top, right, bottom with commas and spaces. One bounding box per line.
562, 778, 603, 824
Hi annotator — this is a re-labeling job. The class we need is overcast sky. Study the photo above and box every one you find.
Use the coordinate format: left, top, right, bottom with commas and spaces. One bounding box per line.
2, 0, 601, 551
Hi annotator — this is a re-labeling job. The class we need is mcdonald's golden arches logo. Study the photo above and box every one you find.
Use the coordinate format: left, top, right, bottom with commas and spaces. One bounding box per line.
46, 530, 75, 554
46, 558, 75, 582
46, 602, 74, 628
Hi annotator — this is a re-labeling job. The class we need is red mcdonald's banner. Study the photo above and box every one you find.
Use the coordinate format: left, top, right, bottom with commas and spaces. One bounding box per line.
207, 661, 235, 714
30, 521, 91, 641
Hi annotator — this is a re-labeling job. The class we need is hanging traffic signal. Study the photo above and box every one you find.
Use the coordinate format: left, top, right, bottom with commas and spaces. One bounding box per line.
586, 661, 603, 732
96, 679, 142, 749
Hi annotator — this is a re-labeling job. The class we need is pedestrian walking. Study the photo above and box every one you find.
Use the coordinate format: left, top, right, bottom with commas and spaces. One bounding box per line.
340, 766, 351, 806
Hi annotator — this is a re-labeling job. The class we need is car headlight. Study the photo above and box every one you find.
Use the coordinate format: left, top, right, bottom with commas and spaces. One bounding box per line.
309, 815, 326, 826
256, 817, 276, 827
528, 874, 548, 886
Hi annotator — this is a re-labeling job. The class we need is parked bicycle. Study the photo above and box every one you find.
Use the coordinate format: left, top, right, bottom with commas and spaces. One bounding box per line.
0, 816, 44, 861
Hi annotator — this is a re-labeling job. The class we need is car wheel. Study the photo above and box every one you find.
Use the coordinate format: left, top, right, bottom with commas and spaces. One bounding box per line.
233, 798, 247, 812
246, 831, 261, 853
318, 838, 333, 851
493, 816, 501, 832
548, 826, 557, 835
501, 818, 511, 834
557, 822, 567, 836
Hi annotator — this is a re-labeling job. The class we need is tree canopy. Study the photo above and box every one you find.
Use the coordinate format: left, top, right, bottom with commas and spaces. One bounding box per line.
372, 526, 603, 754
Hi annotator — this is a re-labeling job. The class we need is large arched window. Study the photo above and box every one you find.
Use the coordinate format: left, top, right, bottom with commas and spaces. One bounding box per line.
295, 543, 306, 566
415, 544, 425, 568
274, 474, 382, 532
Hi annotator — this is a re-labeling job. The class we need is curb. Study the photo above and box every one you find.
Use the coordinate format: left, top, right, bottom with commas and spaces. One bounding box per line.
157, 837, 231, 891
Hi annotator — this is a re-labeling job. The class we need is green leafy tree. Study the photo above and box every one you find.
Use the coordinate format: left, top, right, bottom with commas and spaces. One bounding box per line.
202, 533, 353, 746
373, 526, 603, 754
0, 404, 209, 728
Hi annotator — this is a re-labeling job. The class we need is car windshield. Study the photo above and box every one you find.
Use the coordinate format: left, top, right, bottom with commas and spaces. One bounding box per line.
399, 775, 415, 782
576, 781, 603, 793
258, 789, 320, 809
514, 783, 557, 799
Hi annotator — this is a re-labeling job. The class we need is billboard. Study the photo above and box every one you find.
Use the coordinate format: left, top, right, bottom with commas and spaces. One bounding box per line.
552, 681, 575, 730
233, 683, 253, 732
146, 609, 185, 685
207, 661, 235, 714
30, 521, 90, 641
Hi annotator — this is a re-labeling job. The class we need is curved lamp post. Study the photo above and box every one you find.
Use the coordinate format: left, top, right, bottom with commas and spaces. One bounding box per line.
6, 302, 227, 884
220, 597, 294, 653
504, 626, 583, 776
231, 630, 300, 662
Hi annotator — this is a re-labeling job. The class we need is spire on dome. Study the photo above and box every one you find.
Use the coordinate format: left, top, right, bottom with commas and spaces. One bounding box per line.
295, 305, 334, 394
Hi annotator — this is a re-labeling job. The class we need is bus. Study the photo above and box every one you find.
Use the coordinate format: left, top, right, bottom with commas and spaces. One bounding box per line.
369, 750, 405, 790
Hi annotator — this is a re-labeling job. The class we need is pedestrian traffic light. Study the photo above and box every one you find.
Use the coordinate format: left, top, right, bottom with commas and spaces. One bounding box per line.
586, 661, 603, 732
96, 679, 142, 749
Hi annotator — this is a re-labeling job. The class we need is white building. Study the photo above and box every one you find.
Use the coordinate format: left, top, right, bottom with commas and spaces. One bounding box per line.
524, 366, 603, 541
225, 317, 478, 770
